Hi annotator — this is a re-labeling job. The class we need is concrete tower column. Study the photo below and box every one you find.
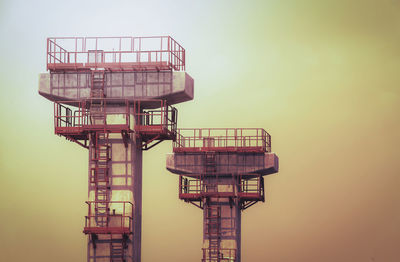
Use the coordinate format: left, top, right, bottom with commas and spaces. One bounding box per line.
85, 106, 142, 262
167, 138, 279, 262
202, 176, 242, 261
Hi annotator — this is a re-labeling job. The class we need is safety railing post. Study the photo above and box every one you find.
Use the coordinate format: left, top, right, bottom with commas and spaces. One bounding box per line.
46, 38, 49, 70
179, 175, 182, 195
123, 202, 126, 228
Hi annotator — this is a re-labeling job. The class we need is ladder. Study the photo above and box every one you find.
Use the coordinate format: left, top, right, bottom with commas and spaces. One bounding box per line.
89, 98, 107, 126
204, 151, 216, 174
90, 70, 106, 98
89, 70, 106, 127
91, 130, 111, 227
203, 152, 217, 194
110, 235, 125, 262
205, 205, 221, 262
89, 69, 110, 227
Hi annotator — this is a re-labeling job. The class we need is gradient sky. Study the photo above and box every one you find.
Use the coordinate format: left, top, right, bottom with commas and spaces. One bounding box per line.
0, 0, 399, 261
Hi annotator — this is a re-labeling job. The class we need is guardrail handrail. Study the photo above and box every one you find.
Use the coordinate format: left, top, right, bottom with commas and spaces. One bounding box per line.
134, 99, 177, 136
84, 201, 133, 230
54, 99, 131, 132
173, 128, 271, 152
54, 99, 177, 138
47, 36, 185, 71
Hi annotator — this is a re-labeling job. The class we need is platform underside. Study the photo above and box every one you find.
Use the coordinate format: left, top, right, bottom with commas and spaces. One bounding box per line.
180, 192, 263, 201
38, 71, 194, 106
83, 227, 131, 235
166, 152, 279, 177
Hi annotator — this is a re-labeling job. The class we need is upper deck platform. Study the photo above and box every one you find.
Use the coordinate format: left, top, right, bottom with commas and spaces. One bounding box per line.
167, 128, 278, 176
47, 36, 185, 72
173, 128, 271, 153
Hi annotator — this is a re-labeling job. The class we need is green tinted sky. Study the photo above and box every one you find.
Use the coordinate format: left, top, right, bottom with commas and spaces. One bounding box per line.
0, 0, 399, 261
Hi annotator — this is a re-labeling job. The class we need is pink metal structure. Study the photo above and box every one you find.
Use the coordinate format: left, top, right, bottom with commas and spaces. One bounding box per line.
167, 128, 279, 262
84, 201, 133, 235
41, 35, 188, 262
173, 128, 271, 153
54, 98, 177, 149
42, 35, 278, 262
179, 174, 265, 207
47, 36, 185, 71
134, 99, 178, 150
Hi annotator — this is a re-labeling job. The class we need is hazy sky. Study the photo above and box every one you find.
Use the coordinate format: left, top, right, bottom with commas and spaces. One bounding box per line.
0, 0, 399, 261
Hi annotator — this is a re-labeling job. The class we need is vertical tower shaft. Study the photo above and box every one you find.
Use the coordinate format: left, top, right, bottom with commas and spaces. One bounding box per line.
202, 180, 241, 261
202, 153, 240, 262
85, 124, 141, 261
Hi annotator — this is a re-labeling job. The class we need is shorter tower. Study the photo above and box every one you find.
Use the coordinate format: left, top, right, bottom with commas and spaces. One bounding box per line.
166, 128, 279, 262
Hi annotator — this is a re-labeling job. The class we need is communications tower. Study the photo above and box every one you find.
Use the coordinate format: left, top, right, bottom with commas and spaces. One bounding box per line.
166, 128, 279, 262
39, 36, 193, 262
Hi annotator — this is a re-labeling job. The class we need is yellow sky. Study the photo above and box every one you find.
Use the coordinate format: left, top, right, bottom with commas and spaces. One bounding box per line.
0, 0, 399, 261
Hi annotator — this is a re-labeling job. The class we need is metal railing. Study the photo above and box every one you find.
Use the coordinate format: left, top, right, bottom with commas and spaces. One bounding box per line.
134, 99, 177, 138
202, 248, 236, 262
180, 176, 203, 197
54, 99, 131, 134
239, 175, 264, 200
47, 36, 185, 71
84, 201, 133, 234
54, 99, 178, 142
54, 101, 89, 133
173, 128, 271, 153
179, 175, 264, 201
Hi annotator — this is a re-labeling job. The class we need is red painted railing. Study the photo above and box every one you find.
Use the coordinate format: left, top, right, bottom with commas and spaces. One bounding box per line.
47, 36, 185, 71
202, 248, 236, 262
173, 128, 271, 153
54, 99, 131, 135
133, 99, 177, 139
83, 201, 133, 234
54, 99, 177, 143
54, 100, 89, 134
179, 175, 264, 201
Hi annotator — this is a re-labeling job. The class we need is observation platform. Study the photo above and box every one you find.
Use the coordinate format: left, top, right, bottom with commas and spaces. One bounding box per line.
202, 248, 236, 262
54, 99, 131, 144
47, 36, 185, 72
39, 36, 193, 106
54, 99, 177, 147
179, 175, 265, 202
173, 128, 271, 153
166, 128, 279, 177
83, 201, 133, 235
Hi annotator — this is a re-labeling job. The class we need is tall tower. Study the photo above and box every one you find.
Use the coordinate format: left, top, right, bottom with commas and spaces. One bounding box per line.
166, 128, 279, 262
39, 36, 194, 262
